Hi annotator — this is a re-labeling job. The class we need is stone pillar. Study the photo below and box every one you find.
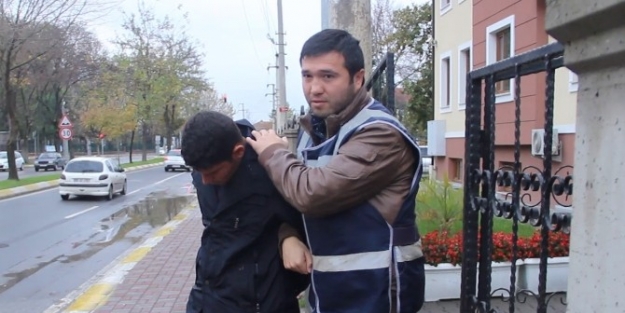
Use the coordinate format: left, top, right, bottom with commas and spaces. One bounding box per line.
322, 0, 373, 76
545, 1, 625, 312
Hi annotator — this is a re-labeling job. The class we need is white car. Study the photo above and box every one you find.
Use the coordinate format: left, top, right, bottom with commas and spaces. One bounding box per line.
164, 149, 191, 172
59, 157, 127, 201
0, 151, 25, 171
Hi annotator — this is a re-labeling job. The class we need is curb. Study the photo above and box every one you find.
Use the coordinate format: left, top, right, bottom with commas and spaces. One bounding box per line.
0, 162, 165, 201
44, 202, 197, 313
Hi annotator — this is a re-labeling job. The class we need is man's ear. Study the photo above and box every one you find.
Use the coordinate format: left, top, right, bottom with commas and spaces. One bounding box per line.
354, 69, 365, 89
232, 143, 245, 160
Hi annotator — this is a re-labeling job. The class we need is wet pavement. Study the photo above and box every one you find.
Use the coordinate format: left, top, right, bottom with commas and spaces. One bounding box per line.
0, 167, 193, 313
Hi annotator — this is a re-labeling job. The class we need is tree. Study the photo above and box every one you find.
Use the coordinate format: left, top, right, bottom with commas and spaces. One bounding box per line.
188, 88, 235, 118
0, 0, 89, 180
81, 58, 137, 152
115, 1, 208, 161
154, 29, 207, 152
373, 1, 433, 137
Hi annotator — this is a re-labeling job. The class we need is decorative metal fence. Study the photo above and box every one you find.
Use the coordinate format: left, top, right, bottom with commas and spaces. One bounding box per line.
460, 42, 574, 313
366, 52, 395, 114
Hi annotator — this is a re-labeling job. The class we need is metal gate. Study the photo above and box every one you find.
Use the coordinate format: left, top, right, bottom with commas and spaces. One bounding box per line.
366, 52, 395, 114
460, 42, 574, 313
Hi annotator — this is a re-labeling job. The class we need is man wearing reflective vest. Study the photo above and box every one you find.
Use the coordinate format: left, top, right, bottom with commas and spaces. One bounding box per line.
246, 29, 425, 313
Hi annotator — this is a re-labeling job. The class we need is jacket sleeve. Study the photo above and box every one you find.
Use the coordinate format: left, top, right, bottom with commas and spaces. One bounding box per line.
258, 123, 413, 218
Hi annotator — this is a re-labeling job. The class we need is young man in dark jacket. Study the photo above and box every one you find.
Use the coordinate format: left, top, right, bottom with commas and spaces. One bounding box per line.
181, 111, 308, 313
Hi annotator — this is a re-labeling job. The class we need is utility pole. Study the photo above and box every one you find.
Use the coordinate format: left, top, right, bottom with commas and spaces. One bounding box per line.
276, 0, 288, 135
238, 103, 248, 120
321, 0, 372, 76
265, 83, 277, 123
267, 52, 281, 132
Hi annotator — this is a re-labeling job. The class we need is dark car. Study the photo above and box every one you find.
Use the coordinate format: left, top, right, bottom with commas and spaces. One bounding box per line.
35, 152, 67, 171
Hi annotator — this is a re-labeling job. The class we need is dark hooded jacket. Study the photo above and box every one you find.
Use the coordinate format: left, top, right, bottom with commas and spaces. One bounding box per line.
186, 119, 309, 313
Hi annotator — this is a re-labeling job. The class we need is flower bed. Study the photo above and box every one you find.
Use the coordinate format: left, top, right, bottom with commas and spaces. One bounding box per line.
421, 230, 570, 301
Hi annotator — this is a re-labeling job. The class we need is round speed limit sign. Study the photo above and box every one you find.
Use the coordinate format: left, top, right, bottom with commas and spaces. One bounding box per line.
59, 128, 73, 140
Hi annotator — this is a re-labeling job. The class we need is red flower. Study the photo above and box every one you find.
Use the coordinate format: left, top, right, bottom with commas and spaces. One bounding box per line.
421, 230, 570, 266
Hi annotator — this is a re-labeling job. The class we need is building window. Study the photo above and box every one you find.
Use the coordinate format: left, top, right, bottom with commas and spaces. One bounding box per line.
569, 70, 578, 92
440, 0, 451, 14
440, 52, 451, 111
458, 41, 472, 109
486, 15, 515, 103
450, 158, 463, 181
495, 28, 511, 94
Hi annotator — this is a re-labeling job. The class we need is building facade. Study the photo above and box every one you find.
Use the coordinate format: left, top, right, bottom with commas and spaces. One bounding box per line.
429, 0, 578, 198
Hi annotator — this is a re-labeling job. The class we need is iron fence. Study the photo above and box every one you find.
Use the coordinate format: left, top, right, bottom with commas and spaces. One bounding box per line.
461, 42, 574, 313
366, 52, 395, 114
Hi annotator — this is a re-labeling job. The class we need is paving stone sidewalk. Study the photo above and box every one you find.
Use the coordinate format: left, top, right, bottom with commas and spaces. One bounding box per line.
93, 209, 201, 313
88, 206, 566, 313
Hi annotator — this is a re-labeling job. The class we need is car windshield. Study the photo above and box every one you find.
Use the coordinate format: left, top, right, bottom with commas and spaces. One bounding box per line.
167, 150, 181, 157
65, 160, 104, 173
0, 152, 6, 159
39, 153, 56, 159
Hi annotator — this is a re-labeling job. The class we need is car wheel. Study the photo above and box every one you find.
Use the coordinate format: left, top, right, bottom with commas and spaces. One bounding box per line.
61, 194, 69, 200
19, 165, 23, 171
35, 167, 39, 172
121, 180, 127, 195
106, 185, 114, 201
53, 165, 58, 171
164, 167, 169, 172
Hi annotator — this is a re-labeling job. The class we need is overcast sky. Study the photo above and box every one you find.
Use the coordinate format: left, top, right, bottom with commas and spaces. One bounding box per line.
88, 0, 425, 123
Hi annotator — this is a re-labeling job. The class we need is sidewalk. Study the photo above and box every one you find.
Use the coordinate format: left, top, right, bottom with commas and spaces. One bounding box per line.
58, 201, 565, 313
93, 208, 200, 313
60, 206, 201, 313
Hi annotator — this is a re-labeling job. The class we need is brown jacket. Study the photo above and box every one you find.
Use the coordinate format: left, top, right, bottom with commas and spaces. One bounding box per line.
257, 87, 417, 242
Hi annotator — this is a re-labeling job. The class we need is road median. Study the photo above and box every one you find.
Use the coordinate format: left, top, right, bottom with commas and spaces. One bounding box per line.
0, 158, 165, 200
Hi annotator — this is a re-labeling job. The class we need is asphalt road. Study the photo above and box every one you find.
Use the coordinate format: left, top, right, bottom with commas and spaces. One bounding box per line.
0, 166, 195, 313
0, 153, 159, 181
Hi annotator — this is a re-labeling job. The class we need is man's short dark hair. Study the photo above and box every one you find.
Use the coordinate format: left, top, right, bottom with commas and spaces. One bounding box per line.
300, 29, 364, 78
181, 111, 243, 169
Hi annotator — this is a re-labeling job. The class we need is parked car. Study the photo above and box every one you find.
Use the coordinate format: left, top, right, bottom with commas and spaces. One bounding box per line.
59, 157, 127, 201
0, 151, 24, 171
34, 152, 67, 171
164, 149, 191, 172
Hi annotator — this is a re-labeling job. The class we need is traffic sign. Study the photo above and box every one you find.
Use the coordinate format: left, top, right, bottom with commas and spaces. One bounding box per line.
59, 128, 73, 140
58, 115, 73, 128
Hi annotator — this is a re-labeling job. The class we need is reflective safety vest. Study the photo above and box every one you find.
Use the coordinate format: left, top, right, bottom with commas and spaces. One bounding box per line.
296, 99, 425, 313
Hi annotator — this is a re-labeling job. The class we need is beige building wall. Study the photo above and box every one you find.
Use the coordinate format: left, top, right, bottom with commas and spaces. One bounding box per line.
550, 36, 578, 128
434, 0, 472, 135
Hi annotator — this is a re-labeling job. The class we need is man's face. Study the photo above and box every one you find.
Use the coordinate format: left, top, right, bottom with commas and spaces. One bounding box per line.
301, 51, 364, 118
195, 144, 245, 185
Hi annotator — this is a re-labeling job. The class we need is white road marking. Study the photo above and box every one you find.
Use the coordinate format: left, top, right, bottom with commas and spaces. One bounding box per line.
153, 173, 185, 185
127, 189, 141, 195
64, 206, 100, 219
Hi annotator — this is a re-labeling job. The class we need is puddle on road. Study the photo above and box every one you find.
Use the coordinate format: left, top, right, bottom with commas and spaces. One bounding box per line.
0, 192, 195, 295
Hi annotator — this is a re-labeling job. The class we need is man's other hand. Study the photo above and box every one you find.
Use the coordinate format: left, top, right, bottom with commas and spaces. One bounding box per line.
246, 129, 288, 155
281, 236, 312, 274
